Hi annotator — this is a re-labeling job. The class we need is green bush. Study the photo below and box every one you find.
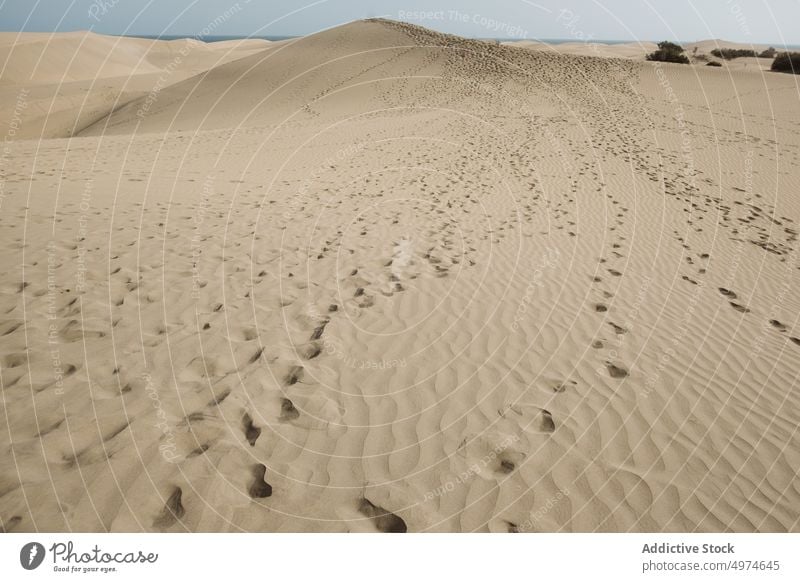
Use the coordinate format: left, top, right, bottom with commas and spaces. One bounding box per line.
759, 47, 777, 58
706, 61, 722, 67
710, 48, 758, 59
646, 41, 690, 64
771, 52, 800, 74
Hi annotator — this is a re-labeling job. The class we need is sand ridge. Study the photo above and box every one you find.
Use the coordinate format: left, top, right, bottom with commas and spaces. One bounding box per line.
0, 30, 271, 140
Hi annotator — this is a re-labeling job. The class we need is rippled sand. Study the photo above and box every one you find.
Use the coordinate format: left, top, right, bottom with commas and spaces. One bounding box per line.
2, 19, 799, 532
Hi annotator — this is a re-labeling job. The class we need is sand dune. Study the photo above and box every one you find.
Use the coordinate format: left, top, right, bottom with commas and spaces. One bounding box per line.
0, 31, 270, 139
1, 19, 800, 533
683, 38, 773, 55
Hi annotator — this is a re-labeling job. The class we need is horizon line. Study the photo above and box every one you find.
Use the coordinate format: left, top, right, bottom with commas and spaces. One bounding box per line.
1, 18, 799, 48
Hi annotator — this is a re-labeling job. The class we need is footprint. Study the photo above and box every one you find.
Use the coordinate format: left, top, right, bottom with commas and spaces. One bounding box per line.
60, 320, 106, 342
594, 303, 608, 313
239, 327, 259, 341
498, 459, 516, 474
248, 464, 272, 499
209, 388, 231, 406
719, 287, 737, 299
187, 444, 209, 458
284, 365, 304, 386
242, 413, 261, 446
310, 320, 329, 341
2, 353, 28, 368
1, 322, 21, 336
546, 379, 576, 393
152, 486, 185, 529
248, 347, 264, 364
606, 363, 629, 379
299, 342, 322, 360
729, 302, 750, 314
357, 295, 375, 308
279, 398, 300, 421
539, 409, 555, 433
608, 322, 627, 335
769, 319, 787, 332
357, 498, 407, 533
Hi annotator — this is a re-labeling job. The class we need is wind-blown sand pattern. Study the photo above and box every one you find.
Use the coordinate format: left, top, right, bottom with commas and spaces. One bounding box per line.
1, 19, 800, 532
0, 31, 271, 140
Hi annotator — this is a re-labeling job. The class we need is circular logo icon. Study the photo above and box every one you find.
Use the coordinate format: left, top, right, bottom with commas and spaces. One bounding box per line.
19, 542, 45, 570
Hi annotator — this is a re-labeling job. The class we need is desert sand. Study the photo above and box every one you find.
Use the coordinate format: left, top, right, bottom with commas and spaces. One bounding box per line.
1, 19, 800, 533
0, 31, 271, 140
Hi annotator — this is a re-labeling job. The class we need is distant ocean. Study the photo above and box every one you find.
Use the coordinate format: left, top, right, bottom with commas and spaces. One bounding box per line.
124, 34, 800, 50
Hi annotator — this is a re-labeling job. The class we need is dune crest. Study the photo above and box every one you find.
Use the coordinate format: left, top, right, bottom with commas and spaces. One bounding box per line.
0, 30, 271, 139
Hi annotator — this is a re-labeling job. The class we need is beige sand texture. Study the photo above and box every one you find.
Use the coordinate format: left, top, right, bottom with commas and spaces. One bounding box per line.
0, 31, 271, 140
1, 19, 800, 533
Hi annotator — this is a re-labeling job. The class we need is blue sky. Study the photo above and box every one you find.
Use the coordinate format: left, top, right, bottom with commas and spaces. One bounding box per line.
1, 0, 798, 44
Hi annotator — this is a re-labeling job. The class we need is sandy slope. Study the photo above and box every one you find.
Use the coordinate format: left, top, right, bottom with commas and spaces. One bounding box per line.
0, 31, 271, 139
1, 19, 800, 533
